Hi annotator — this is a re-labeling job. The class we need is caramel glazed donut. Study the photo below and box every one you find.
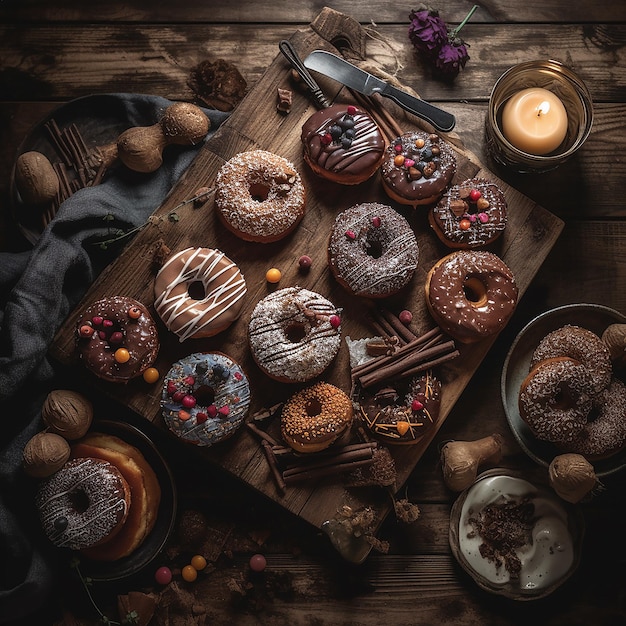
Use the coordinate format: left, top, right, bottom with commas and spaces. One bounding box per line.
281, 382, 354, 453
76, 296, 159, 383
161, 352, 251, 447
248, 287, 342, 383
519, 325, 626, 458
215, 149, 306, 243
154, 247, 247, 342
357, 371, 442, 445
381, 131, 456, 208
328, 202, 419, 298
36, 457, 131, 551
425, 250, 518, 344
429, 178, 508, 249
300, 103, 386, 185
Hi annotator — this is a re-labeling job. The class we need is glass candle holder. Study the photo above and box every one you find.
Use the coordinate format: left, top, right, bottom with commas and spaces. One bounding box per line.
485, 60, 594, 173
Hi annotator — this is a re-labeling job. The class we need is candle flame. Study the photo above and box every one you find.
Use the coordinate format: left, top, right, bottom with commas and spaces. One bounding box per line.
536, 101, 551, 117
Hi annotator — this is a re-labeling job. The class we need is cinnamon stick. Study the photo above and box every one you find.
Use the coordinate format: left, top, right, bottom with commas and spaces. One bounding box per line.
282, 446, 375, 477
378, 308, 418, 343
283, 458, 374, 485
261, 439, 286, 491
246, 421, 280, 447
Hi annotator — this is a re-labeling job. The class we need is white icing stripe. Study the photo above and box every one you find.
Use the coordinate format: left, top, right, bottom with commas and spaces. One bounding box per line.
155, 248, 247, 342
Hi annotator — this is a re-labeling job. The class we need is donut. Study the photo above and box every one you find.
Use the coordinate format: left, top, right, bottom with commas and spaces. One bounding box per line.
381, 131, 456, 208
161, 352, 250, 447
76, 296, 159, 383
36, 457, 131, 551
215, 149, 306, 243
429, 178, 508, 249
300, 103, 385, 185
357, 371, 441, 445
567, 377, 626, 458
248, 287, 342, 383
519, 357, 594, 444
154, 247, 247, 342
70, 433, 161, 561
425, 250, 518, 344
530, 325, 612, 396
281, 382, 354, 453
327, 202, 419, 298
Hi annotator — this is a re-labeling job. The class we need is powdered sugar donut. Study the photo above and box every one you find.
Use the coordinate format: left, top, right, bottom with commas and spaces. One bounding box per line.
328, 203, 419, 298
161, 352, 250, 447
248, 287, 342, 383
215, 149, 306, 243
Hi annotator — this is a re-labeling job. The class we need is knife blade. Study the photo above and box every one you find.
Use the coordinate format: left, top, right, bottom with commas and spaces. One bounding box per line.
303, 50, 456, 133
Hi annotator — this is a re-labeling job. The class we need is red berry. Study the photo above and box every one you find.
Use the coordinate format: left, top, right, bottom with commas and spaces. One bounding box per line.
207, 405, 218, 417
321, 133, 332, 145
182, 395, 197, 409
329, 315, 341, 329
298, 255, 312, 271
155, 566, 172, 585
109, 331, 123, 344
346, 105, 357, 115
196, 412, 208, 423
371, 216, 381, 228
167, 381, 177, 395
469, 189, 482, 202
184, 375, 195, 386
411, 399, 424, 411
92, 316, 103, 326
234, 371, 243, 380
103, 319, 114, 328
345, 230, 356, 240
398, 310, 413, 325
249, 554, 267, 572
218, 406, 230, 417
172, 390, 186, 402
98, 331, 107, 340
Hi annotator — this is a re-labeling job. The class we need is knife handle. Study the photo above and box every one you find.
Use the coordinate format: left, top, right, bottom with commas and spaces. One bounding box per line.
383, 84, 456, 133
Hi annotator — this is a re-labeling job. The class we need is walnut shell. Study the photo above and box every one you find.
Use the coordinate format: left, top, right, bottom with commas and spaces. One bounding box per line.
42, 389, 93, 440
548, 453, 600, 503
601, 323, 626, 367
23, 432, 70, 477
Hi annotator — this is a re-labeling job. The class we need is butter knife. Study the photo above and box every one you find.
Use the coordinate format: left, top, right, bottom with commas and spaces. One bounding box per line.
304, 50, 456, 132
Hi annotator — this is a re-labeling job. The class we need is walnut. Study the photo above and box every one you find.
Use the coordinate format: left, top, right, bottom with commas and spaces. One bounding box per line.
23, 432, 70, 477
42, 389, 93, 440
188, 59, 247, 112
602, 323, 626, 367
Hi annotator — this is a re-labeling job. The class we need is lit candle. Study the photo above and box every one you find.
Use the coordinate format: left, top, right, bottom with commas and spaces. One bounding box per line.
501, 87, 568, 155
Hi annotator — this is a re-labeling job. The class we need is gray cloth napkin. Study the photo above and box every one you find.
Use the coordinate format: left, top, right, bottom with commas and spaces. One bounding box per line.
0, 93, 229, 623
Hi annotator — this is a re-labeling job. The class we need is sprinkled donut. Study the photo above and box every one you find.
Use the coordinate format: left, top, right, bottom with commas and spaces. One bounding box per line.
567, 377, 626, 458
425, 250, 518, 344
301, 103, 386, 185
357, 371, 441, 445
429, 178, 508, 249
281, 382, 354, 453
328, 202, 419, 298
519, 357, 594, 444
161, 352, 250, 447
76, 296, 159, 383
381, 131, 456, 208
530, 325, 612, 396
248, 287, 342, 383
36, 457, 130, 550
154, 247, 247, 342
215, 149, 306, 243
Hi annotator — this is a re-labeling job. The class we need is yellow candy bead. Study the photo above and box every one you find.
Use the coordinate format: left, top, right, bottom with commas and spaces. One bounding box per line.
394, 154, 405, 166
143, 367, 159, 383
191, 555, 207, 571
266, 268, 281, 284
182, 565, 198, 582
114, 348, 130, 363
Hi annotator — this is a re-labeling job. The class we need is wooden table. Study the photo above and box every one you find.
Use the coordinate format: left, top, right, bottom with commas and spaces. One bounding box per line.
1, 3, 625, 625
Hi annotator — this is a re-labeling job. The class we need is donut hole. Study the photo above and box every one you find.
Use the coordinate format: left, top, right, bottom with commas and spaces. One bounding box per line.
249, 183, 270, 202
365, 235, 384, 259
194, 385, 216, 407
187, 281, 206, 300
305, 398, 323, 417
463, 276, 489, 308
285, 322, 307, 343
69, 488, 90, 514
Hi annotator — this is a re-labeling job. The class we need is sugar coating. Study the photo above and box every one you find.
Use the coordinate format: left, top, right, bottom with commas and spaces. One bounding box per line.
248, 287, 341, 383
215, 149, 305, 241
328, 203, 419, 297
36, 457, 129, 550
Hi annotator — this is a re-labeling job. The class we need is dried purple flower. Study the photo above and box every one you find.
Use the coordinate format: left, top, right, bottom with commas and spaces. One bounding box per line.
408, 5, 448, 58
435, 41, 470, 78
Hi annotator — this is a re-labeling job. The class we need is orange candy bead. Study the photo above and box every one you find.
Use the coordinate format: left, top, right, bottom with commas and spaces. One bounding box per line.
182, 565, 198, 582
266, 268, 281, 284
459, 218, 472, 231
114, 348, 130, 363
143, 367, 159, 383
394, 154, 405, 166
191, 555, 207, 571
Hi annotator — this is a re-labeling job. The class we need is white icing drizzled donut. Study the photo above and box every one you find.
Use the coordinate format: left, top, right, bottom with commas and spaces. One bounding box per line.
154, 247, 247, 342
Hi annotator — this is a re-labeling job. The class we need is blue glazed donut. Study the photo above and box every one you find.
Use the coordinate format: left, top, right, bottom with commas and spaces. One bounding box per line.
161, 352, 250, 446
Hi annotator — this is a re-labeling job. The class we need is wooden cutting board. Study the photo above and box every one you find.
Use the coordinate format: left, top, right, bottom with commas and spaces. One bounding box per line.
49, 8, 564, 552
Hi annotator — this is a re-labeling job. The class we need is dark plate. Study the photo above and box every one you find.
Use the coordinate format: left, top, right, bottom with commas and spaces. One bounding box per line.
76, 418, 177, 582
501, 303, 626, 478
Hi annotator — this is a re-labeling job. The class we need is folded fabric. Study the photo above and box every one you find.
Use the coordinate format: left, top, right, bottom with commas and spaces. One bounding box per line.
0, 93, 229, 623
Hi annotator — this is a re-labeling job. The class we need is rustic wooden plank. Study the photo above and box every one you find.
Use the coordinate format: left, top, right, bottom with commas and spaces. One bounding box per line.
1, 24, 625, 103
46, 12, 564, 539
1, 1, 625, 24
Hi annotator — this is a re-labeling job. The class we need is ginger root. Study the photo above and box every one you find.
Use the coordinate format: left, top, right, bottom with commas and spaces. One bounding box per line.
548, 453, 600, 503
440, 434, 504, 492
